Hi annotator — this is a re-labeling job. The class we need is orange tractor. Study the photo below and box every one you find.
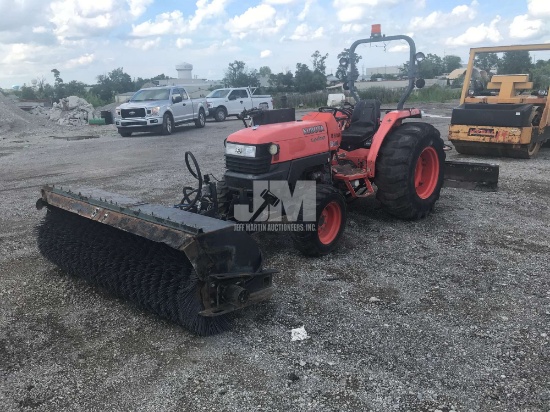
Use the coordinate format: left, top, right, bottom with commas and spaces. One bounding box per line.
36, 27, 497, 335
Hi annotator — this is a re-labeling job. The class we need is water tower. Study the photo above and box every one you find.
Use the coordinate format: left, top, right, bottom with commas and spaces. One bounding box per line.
176, 62, 193, 80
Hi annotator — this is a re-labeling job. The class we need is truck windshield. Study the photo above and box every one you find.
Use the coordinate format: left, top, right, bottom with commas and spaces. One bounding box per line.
206, 89, 230, 98
131, 89, 170, 101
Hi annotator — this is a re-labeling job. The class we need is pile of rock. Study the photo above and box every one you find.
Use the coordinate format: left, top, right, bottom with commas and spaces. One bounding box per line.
30, 96, 94, 126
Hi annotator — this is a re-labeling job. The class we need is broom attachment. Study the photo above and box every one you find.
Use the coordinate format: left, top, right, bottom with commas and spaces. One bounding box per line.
36, 185, 275, 335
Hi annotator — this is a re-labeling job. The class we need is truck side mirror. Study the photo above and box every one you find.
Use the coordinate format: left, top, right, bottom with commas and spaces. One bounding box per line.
228, 95, 236, 101
173, 96, 182, 104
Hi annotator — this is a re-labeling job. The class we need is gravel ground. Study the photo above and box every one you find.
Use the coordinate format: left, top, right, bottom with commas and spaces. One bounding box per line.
1, 98, 549, 412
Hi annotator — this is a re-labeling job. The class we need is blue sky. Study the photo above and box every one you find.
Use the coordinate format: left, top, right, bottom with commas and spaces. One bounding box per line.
1, 0, 549, 88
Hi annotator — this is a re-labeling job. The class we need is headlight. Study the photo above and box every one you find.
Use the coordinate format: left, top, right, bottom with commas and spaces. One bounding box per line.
115, 108, 121, 116
268, 143, 279, 155
150, 106, 161, 116
225, 143, 257, 157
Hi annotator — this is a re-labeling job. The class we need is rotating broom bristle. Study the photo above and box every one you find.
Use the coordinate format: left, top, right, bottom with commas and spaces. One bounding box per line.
36, 206, 230, 336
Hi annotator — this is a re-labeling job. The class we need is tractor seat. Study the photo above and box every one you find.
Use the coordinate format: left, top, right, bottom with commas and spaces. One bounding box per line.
341, 99, 381, 151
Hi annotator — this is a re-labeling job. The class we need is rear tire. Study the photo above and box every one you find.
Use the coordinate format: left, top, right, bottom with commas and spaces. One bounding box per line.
292, 184, 347, 257
194, 109, 206, 128
161, 113, 173, 135
214, 107, 227, 122
374, 122, 445, 219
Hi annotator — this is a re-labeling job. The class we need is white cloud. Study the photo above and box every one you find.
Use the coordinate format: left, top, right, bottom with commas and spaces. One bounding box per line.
225, 5, 287, 39
528, 0, 550, 17
32, 26, 49, 34
337, 6, 365, 23
445, 16, 502, 46
74, 0, 113, 18
333, 0, 399, 22
260, 49, 272, 58
189, 0, 228, 31
410, 2, 477, 30
125, 37, 161, 50
131, 11, 185, 37
176, 38, 193, 48
298, 0, 314, 21
264, 0, 296, 3
509, 14, 543, 39
49, 0, 125, 40
340, 23, 367, 33
388, 44, 409, 52
127, 0, 154, 18
2, 44, 33, 64
65, 53, 95, 69
289, 23, 323, 40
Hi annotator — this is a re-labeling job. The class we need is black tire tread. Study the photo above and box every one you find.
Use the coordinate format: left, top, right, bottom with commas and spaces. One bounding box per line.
374, 122, 445, 220
292, 184, 347, 257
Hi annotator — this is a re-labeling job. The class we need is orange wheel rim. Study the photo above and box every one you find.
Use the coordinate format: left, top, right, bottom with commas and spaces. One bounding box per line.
318, 201, 342, 245
414, 146, 439, 199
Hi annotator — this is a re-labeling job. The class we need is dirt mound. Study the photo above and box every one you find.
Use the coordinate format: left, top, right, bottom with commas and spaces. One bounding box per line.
0, 91, 51, 137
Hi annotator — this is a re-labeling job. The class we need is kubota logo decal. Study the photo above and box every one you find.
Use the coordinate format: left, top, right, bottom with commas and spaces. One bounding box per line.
303, 125, 325, 135
468, 127, 495, 137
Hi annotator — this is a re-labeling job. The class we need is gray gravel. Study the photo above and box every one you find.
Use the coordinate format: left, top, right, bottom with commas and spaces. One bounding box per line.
1, 99, 549, 411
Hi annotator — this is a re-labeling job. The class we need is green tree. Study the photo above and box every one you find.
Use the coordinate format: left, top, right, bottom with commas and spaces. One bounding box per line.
443, 55, 462, 73
419, 53, 444, 78
91, 67, 133, 102
294, 63, 326, 93
38, 84, 55, 101
336, 48, 362, 80
51, 68, 65, 100
474, 52, 500, 73
268, 71, 294, 92
20, 85, 37, 99
498, 51, 532, 75
531, 59, 550, 89
64, 80, 87, 97
311, 50, 328, 75
223, 60, 259, 87
259, 66, 272, 77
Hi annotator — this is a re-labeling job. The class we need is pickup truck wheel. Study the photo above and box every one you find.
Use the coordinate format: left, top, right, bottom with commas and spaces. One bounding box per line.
194, 109, 206, 128
118, 130, 132, 137
161, 113, 173, 135
214, 107, 227, 122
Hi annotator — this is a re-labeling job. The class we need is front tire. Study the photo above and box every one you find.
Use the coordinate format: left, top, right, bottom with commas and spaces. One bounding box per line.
194, 109, 206, 128
374, 122, 445, 219
118, 130, 132, 137
214, 107, 227, 122
161, 113, 173, 135
292, 184, 347, 257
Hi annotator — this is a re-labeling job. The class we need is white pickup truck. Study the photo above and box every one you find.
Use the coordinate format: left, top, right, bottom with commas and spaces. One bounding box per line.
206, 87, 273, 122
114, 86, 208, 137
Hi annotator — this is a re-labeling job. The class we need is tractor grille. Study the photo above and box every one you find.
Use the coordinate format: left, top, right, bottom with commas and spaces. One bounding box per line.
225, 155, 272, 174
121, 108, 146, 118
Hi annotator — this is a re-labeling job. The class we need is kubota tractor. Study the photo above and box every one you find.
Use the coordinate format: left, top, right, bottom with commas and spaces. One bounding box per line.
36, 26, 497, 335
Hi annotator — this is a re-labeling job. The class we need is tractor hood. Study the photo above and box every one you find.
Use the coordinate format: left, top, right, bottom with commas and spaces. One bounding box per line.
227, 119, 328, 145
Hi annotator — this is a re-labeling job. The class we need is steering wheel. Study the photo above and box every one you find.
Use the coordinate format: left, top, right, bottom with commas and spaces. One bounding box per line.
179, 151, 203, 211
318, 106, 352, 121
238, 107, 264, 128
